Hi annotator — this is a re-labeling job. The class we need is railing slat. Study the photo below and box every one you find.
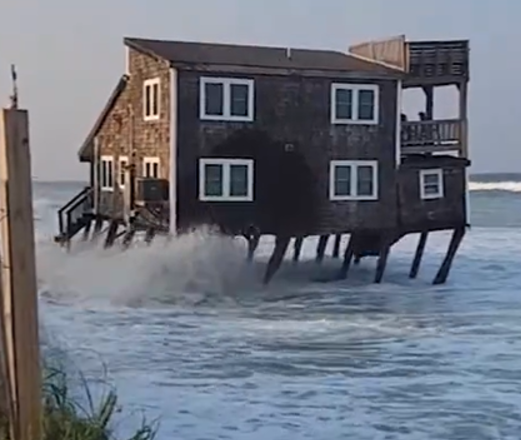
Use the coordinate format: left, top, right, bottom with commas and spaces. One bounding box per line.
401, 119, 462, 151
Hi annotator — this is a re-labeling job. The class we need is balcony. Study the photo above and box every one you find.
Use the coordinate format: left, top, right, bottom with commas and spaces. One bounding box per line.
401, 119, 464, 155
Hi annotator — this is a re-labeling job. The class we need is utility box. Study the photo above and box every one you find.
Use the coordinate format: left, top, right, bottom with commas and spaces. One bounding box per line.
135, 178, 169, 203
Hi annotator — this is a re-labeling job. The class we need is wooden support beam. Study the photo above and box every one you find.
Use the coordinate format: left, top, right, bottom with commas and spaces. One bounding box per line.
103, 220, 119, 248
121, 227, 136, 250
315, 235, 329, 263
91, 217, 104, 241
144, 227, 155, 245
433, 227, 465, 285
0, 108, 42, 440
332, 234, 341, 259
422, 86, 434, 119
263, 235, 290, 285
82, 217, 92, 241
374, 236, 392, 283
338, 234, 355, 279
409, 232, 428, 279
292, 236, 304, 263
245, 235, 259, 262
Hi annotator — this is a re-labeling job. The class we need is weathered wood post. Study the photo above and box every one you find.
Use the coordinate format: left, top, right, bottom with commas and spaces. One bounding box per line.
0, 78, 42, 440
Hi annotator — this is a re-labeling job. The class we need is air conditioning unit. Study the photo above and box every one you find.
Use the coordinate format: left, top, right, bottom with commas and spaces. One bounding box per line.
135, 178, 169, 203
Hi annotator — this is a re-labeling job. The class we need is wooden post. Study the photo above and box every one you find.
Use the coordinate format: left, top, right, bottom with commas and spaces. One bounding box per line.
432, 226, 465, 285
292, 236, 304, 263
315, 235, 329, 263
374, 235, 391, 283
409, 231, 428, 279
331, 234, 341, 259
0, 108, 42, 440
338, 234, 355, 279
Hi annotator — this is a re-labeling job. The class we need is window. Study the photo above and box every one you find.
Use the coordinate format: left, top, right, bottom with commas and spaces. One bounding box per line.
420, 169, 444, 199
329, 160, 378, 200
331, 84, 379, 124
119, 156, 128, 188
143, 157, 160, 178
143, 78, 160, 120
199, 158, 254, 201
200, 77, 254, 122
99, 155, 114, 191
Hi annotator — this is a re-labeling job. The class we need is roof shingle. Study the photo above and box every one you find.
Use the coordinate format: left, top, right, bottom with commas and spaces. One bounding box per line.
124, 37, 400, 75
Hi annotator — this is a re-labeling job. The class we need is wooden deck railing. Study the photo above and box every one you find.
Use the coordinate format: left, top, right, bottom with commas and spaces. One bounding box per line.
401, 119, 462, 153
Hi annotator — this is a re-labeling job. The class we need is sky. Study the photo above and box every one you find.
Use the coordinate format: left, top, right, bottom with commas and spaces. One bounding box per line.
0, 0, 516, 180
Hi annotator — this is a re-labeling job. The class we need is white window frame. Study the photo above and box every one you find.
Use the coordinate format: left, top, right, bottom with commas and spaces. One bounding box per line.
100, 155, 114, 192
419, 168, 444, 200
329, 160, 378, 201
331, 83, 379, 125
118, 156, 128, 189
199, 158, 254, 202
143, 156, 160, 178
199, 77, 254, 122
143, 78, 160, 121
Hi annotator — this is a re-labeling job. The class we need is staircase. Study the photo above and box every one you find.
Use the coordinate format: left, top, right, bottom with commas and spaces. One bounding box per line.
54, 186, 93, 245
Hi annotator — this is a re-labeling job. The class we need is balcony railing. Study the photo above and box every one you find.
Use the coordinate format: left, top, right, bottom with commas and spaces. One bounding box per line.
401, 119, 463, 154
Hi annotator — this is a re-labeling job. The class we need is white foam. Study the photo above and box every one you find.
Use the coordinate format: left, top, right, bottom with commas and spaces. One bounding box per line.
469, 180, 521, 192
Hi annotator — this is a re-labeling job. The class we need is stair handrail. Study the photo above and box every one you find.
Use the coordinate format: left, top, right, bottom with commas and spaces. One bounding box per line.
57, 186, 92, 235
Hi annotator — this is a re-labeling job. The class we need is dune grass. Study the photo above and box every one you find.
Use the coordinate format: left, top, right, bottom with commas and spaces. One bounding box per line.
0, 363, 158, 440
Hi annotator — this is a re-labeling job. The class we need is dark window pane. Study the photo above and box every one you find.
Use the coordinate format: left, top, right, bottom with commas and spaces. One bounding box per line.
144, 85, 151, 117
335, 89, 352, 120
334, 165, 351, 196
424, 174, 439, 185
204, 83, 224, 116
358, 89, 375, 121
357, 165, 374, 196
152, 84, 159, 116
230, 83, 249, 117
204, 164, 223, 196
229, 164, 249, 196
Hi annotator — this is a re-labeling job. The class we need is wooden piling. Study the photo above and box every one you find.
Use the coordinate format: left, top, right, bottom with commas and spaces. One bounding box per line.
409, 231, 428, 279
338, 234, 355, 279
433, 226, 465, 284
374, 236, 391, 283
0, 107, 42, 440
332, 234, 341, 259
103, 219, 119, 248
292, 236, 304, 263
315, 234, 329, 263
263, 235, 290, 284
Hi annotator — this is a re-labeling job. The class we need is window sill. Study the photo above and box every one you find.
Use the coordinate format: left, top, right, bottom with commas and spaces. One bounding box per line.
330, 195, 378, 201
200, 114, 254, 122
199, 196, 253, 202
144, 115, 160, 122
331, 119, 379, 125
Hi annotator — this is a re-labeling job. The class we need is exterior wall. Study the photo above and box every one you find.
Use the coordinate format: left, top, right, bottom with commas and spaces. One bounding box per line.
397, 157, 469, 232
176, 70, 398, 236
94, 47, 171, 218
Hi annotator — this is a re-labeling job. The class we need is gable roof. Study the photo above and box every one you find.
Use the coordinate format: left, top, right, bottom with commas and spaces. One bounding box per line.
124, 37, 402, 76
77, 74, 129, 162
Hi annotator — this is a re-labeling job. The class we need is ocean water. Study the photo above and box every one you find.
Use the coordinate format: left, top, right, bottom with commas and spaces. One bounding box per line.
34, 173, 521, 440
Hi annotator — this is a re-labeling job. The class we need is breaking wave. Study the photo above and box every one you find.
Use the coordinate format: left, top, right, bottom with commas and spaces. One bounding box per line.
469, 181, 521, 192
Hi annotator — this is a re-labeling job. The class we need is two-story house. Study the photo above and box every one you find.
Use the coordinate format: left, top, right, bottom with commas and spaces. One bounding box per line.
55, 35, 470, 285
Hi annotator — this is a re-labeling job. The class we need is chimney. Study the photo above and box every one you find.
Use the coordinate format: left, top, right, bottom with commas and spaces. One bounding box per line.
286, 47, 292, 59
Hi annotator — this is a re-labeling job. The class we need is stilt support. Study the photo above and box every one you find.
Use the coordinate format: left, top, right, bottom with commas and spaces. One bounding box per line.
263, 235, 290, 285
82, 217, 92, 241
293, 236, 304, 263
121, 228, 136, 250
374, 235, 392, 283
315, 235, 329, 263
144, 227, 155, 245
409, 232, 428, 279
91, 217, 104, 241
103, 220, 119, 248
246, 235, 259, 262
338, 234, 355, 279
332, 234, 341, 259
433, 226, 465, 285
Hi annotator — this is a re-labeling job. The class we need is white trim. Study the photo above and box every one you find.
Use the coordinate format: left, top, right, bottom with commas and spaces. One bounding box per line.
125, 46, 130, 75
199, 77, 254, 122
329, 160, 378, 201
395, 80, 402, 165
100, 155, 114, 192
331, 83, 379, 125
464, 167, 470, 226
143, 156, 160, 178
118, 155, 128, 189
169, 68, 178, 235
143, 78, 160, 121
199, 158, 254, 201
419, 168, 444, 199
